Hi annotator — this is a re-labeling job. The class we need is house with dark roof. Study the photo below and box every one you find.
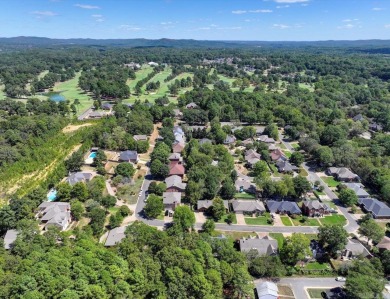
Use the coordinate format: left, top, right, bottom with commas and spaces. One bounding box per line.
105, 226, 127, 247
239, 236, 278, 256
275, 160, 298, 173
232, 200, 265, 215
342, 239, 372, 259
224, 135, 236, 145
169, 161, 185, 177
66, 172, 93, 186
358, 198, 390, 219
133, 135, 148, 142
36, 202, 71, 231
244, 149, 261, 168
235, 178, 257, 194
119, 150, 139, 163
197, 200, 229, 213
101, 103, 113, 110
88, 111, 104, 119
3, 229, 18, 250
342, 183, 370, 198
255, 281, 279, 299
165, 175, 187, 193
270, 149, 287, 162
327, 167, 360, 182
302, 200, 330, 217
163, 192, 181, 212
369, 122, 383, 132
266, 200, 301, 215
186, 102, 198, 109
353, 114, 365, 122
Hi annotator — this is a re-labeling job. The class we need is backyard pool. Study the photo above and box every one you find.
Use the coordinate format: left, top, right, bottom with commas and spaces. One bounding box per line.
85, 151, 97, 164
47, 189, 57, 201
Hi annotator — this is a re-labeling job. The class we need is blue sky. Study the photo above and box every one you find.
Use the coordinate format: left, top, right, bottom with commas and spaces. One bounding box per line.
0, 0, 389, 41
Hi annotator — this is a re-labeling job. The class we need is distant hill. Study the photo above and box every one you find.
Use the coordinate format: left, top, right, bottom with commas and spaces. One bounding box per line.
1, 36, 390, 49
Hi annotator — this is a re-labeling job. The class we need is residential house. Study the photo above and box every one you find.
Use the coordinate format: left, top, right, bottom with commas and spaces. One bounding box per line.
257, 135, 276, 143
268, 144, 278, 151
241, 138, 253, 146
169, 161, 185, 177
66, 172, 93, 186
342, 183, 370, 198
199, 138, 212, 145
342, 239, 372, 259
133, 135, 148, 142
266, 200, 301, 215
377, 236, 390, 252
3, 229, 18, 250
358, 198, 390, 219
244, 149, 261, 168
197, 200, 229, 213
165, 175, 187, 193
239, 236, 278, 256
124, 62, 141, 69
168, 153, 183, 163
232, 200, 265, 215
119, 150, 139, 164
186, 102, 198, 109
224, 135, 236, 145
172, 141, 185, 153
173, 126, 184, 136
235, 178, 257, 194
88, 111, 104, 119
36, 202, 71, 231
105, 226, 127, 247
353, 114, 365, 122
255, 282, 279, 299
163, 192, 181, 213
101, 103, 113, 110
255, 128, 264, 136
270, 149, 287, 162
302, 200, 330, 217
327, 167, 360, 182
369, 122, 383, 132
173, 109, 183, 119
275, 160, 298, 173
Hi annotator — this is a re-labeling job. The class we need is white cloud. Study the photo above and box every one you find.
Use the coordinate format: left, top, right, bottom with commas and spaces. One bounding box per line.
338, 23, 355, 29
276, 5, 290, 8
31, 11, 57, 17
217, 26, 242, 30
273, 0, 309, 3
91, 14, 103, 18
119, 25, 142, 31
74, 4, 100, 9
232, 10, 247, 14
273, 23, 290, 29
372, 7, 385, 11
160, 21, 174, 25
342, 18, 358, 22
385, 24, 390, 28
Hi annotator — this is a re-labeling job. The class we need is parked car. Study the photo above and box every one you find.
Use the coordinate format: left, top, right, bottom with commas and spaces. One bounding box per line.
336, 276, 346, 282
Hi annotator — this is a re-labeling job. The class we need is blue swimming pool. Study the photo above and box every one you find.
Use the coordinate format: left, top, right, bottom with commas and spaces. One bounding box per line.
88, 152, 97, 159
47, 189, 57, 201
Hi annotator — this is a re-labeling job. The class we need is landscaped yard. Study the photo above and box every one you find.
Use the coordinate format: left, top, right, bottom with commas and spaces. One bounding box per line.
269, 233, 285, 248
307, 288, 329, 299
268, 163, 280, 176
277, 285, 294, 297
320, 214, 347, 226
304, 261, 331, 270
214, 230, 254, 240
282, 150, 292, 158
313, 190, 325, 197
291, 143, 300, 150
234, 192, 256, 199
299, 167, 309, 177
291, 215, 321, 226
245, 215, 272, 225
280, 216, 293, 226
217, 213, 237, 224
321, 176, 340, 188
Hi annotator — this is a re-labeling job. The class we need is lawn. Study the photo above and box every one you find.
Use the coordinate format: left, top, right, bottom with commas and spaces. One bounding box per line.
320, 214, 347, 226
304, 262, 331, 270
269, 233, 285, 248
268, 163, 280, 176
234, 192, 256, 199
313, 190, 325, 197
299, 167, 309, 177
108, 206, 119, 215
291, 143, 300, 150
307, 288, 329, 299
245, 214, 272, 225
321, 176, 340, 188
214, 230, 254, 240
0, 84, 6, 100
127, 65, 154, 91
298, 83, 315, 92
282, 150, 292, 158
280, 216, 293, 226
291, 215, 321, 226
116, 175, 144, 204
157, 211, 165, 220
217, 213, 237, 224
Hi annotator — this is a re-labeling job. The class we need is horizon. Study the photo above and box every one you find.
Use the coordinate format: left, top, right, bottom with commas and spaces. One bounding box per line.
1, 0, 390, 41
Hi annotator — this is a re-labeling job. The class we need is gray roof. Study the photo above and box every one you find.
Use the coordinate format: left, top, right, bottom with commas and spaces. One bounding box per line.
133, 135, 148, 141
235, 178, 256, 193
165, 175, 187, 190
173, 126, 184, 135
3, 229, 18, 250
169, 153, 182, 160
66, 172, 93, 186
232, 200, 265, 213
186, 102, 198, 109
342, 183, 370, 197
240, 236, 278, 256
119, 150, 138, 161
197, 200, 229, 210
267, 200, 301, 214
163, 192, 182, 205
344, 239, 371, 258
245, 149, 261, 165
358, 198, 390, 218
105, 226, 127, 247
256, 281, 279, 299
257, 135, 276, 143
328, 167, 359, 180
353, 114, 364, 122
303, 200, 329, 210
37, 202, 71, 231
275, 160, 298, 172
224, 135, 236, 144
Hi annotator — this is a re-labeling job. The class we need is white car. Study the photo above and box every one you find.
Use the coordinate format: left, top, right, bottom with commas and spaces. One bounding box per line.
336, 277, 346, 282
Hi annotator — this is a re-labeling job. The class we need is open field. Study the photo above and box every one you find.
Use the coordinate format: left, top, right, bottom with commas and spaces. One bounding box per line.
217, 74, 255, 92
127, 65, 155, 91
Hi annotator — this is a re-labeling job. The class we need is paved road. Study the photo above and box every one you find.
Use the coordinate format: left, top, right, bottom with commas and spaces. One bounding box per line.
276, 277, 344, 299
207, 223, 318, 233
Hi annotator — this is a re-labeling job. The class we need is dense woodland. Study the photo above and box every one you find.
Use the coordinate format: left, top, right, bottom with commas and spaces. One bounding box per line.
0, 43, 390, 298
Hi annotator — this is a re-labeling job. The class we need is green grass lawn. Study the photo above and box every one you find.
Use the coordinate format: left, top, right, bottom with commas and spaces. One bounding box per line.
280, 216, 293, 226
245, 215, 272, 225
214, 230, 254, 240
234, 192, 256, 199
313, 190, 325, 197
269, 233, 285, 248
291, 143, 300, 150
307, 288, 329, 299
291, 215, 321, 226
304, 262, 331, 270
0, 84, 5, 100
108, 206, 119, 215
320, 214, 347, 226
304, 233, 319, 240
268, 163, 281, 176
217, 213, 237, 224
299, 167, 309, 177
127, 65, 154, 91
157, 211, 165, 220
321, 176, 340, 188
282, 150, 292, 158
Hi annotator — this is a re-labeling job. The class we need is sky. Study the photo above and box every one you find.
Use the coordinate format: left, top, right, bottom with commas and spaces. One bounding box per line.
0, 0, 389, 41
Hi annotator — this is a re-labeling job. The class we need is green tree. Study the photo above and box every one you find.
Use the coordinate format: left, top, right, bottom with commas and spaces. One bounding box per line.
293, 176, 312, 198
253, 160, 268, 177
318, 224, 348, 256
290, 152, 304, 167
101, 195, 117, 210
219, 178, 236, 200
115, 163, 135, 178
150, 159, 169, 178
280, 233, 311, 266
118, 205, 131, 217
56, 182, 72, 202
247, 252, 286, 278
202, 219, 215, 234
211, 197, 226, 221
314, 146, 334, 166
358, 218, 385, 244
71, 182, 89, 201
70, 200, 85, 221
338, 188, 358, 207
173, 205, 195, 231
87, 176, 106, 199
89, 207, 106, 236
0, 206, 16, 234
144, 195, 164, 219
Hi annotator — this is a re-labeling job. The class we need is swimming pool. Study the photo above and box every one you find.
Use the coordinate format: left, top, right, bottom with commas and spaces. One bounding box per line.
88, 152, 97, 159
47, 189, 57, 201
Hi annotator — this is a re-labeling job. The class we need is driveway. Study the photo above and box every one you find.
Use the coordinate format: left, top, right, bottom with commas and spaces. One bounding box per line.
194, 212, 207, 224
235, 213, 246, 225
